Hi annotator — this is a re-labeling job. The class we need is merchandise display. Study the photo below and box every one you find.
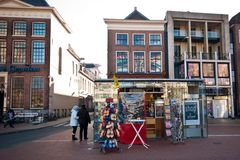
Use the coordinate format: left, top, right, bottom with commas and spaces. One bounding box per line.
165, 99, 184, 144
99, 97, 122, 153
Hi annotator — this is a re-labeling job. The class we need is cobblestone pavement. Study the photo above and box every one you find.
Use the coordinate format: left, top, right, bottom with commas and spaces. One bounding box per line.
0, 118, 240, 160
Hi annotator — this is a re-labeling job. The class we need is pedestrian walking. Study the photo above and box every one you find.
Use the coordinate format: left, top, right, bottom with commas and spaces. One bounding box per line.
77, 105, 91, 142
3, 108, 15, 128
70, 104, 79, 141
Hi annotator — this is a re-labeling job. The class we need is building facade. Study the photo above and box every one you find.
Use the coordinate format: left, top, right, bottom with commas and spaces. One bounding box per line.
104, 8, 167, 79
229, 12, 240, 117
166, 11, 234, 118
0, 0, 93, 121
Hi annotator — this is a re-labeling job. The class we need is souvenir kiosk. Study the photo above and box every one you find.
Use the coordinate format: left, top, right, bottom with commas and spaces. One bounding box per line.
93, 79, 207, 146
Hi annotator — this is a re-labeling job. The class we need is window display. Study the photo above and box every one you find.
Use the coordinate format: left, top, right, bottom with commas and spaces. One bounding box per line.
187, 63, 200, 78
203, 63, 214, 77
218, 63, 229, 77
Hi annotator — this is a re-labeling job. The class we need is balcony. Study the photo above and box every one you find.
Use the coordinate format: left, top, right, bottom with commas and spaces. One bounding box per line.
177, 52, 230, 61
208, 31, 220, 42
174, 30, 188, 41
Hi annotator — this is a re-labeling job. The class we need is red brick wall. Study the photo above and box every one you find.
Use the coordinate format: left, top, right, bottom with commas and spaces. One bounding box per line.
107, 29, 166, 79
0, 17, 51, 109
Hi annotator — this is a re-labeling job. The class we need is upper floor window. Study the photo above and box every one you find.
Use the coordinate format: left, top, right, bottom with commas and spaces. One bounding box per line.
32, 22, 46, 36
116, 33, 128, 46
0, 41, 7, 63
149, 34, 162, 46
133, 34, 145, 46
116, 51, 128, 73
0, 21, 7, 36
13, 41, 26, 64
134, 51, 145, 73
32, 41, 45, 64
31, 77, 44, 108
150, 51, 161, 72
13, 21, 27, 36
187, 63, 200, 78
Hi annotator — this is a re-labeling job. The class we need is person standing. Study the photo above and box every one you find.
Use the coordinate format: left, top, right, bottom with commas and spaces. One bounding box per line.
77, 105, 91, 141
70, 105, 79, 141
4, 108, 15, 128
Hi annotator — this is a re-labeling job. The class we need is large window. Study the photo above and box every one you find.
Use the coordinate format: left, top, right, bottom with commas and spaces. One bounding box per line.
133, 34, 145, 46
0, 21, 7, 35
12, 77, 24, 108
149, 34, 162, 46
134, 51, 145, 73
32, 22, 46, 36
187, 63, 200, 78
13, 21, 26, 36
31, 77, 44, 108
116, 51, 128, 73
116, 33, 128, 46
203, 63, 215, 85
218, 63, 230, 85
0, 41, 6, 63
150, 51, 161, 72
203, 63, 214, 77
32, 41, 45, 64
13, 41, 26, 63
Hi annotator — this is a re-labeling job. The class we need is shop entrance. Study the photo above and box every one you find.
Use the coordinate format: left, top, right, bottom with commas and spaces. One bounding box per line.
145, 93, 165, 138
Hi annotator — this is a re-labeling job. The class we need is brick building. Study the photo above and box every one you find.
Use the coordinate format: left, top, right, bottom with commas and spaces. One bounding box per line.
0, 0, 91, 121
104, 7, 167, 79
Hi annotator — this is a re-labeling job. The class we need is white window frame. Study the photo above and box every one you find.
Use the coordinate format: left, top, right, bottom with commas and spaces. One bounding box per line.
32, 22, 46, 37
12, 40, 26, 64
133, 51, 146, 73
115, 51, 129, 73
30, 76, 44, 109
31, 40, 45, 64
132, 33, 145, 46
149, 51, 162, 73
0, 21, 7, 36
13, 21, 27, 36
115, 33, 128, 45
149, 33, 162, 46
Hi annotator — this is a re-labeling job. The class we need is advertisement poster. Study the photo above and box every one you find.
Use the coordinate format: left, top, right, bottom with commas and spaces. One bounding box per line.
183, 100, 200, 125
118, 92, 144, 123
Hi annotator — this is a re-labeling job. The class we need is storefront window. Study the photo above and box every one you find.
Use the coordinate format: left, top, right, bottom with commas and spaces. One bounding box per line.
31, 77, 44, 108
187, 63, 200, 78
12, 77, 24, 108
134, 51, 145, 73
150, 51, 161, 73
116, 51, 128, 73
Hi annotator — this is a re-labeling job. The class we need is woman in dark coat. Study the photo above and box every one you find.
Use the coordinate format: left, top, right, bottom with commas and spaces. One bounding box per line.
77, 105, 91, 141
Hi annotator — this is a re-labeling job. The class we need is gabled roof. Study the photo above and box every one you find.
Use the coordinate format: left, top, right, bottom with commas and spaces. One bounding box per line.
230, 12, 240, 25
125, 7, 149, 20
20, 0, 50, 7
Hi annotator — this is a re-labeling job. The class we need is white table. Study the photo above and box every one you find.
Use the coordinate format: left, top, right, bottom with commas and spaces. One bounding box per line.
128, 119, 149, 149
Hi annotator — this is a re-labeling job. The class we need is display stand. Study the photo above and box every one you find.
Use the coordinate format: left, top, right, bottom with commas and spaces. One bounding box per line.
128, 119, 149, 149
165, 99, 184, 144
99, 98, 122, 154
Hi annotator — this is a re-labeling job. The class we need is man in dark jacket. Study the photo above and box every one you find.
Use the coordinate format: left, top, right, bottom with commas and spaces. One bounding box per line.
77, 105, 91, 141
